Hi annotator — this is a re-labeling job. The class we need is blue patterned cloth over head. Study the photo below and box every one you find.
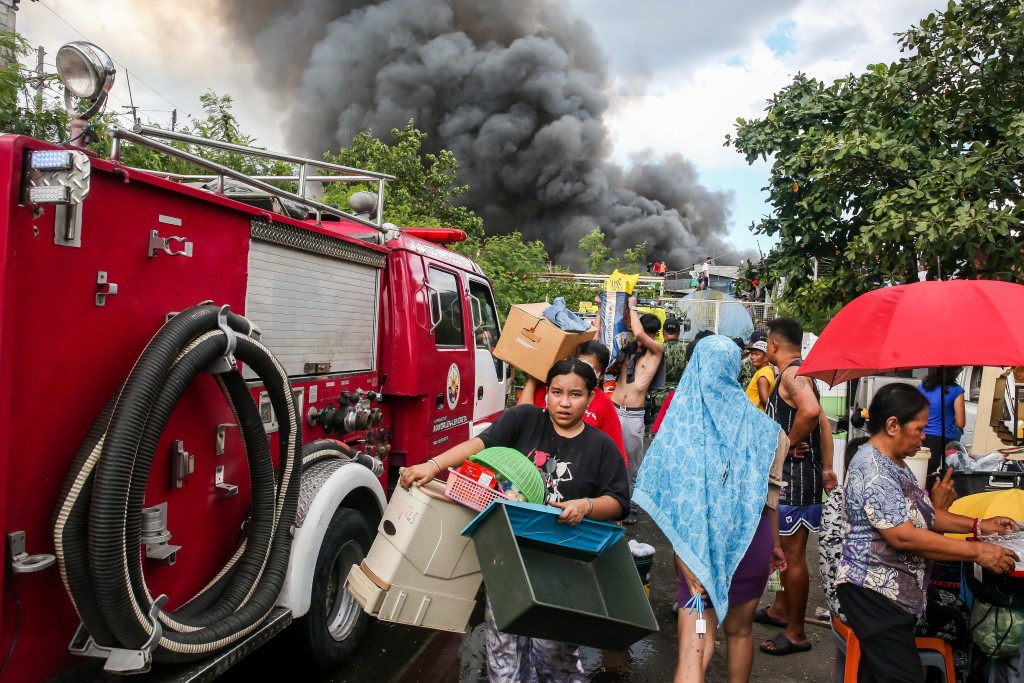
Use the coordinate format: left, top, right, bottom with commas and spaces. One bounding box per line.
634, 334, 781, 616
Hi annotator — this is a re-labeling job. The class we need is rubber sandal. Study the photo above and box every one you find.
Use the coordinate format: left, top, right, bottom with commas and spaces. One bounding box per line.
753, 606, 788, 628
760, 633, 811, 656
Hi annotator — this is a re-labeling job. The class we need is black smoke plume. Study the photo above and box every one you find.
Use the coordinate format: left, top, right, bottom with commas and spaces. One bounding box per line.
215, 0, 738, 269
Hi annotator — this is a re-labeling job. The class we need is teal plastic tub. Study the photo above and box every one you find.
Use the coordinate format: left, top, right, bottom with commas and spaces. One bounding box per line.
463, 502, 659, 650
463, 500, 625, 557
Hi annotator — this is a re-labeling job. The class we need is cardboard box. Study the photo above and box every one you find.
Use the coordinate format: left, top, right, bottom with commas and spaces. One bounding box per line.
493, 303, 596, 381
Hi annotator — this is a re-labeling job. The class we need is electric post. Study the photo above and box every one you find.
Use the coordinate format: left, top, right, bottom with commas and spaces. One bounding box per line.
33, 44, 43, 112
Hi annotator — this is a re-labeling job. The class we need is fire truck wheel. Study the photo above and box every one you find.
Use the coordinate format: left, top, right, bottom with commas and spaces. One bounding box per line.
296, 506, 373, 672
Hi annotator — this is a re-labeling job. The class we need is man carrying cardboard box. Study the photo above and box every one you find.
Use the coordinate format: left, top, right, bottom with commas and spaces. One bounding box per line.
601, 295, 664, 524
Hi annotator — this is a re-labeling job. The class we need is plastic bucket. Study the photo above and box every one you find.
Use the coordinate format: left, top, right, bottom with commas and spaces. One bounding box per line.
633, 555, 654, 597
905, 448, 930, 489
833, 431, 848, 485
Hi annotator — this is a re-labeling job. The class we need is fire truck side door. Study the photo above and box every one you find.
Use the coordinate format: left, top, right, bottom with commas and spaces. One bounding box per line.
468, 278, 507, 432
425, 265, 474, 450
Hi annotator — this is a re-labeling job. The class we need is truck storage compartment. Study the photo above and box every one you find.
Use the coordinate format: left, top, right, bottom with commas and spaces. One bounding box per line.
245, 222, 384, 379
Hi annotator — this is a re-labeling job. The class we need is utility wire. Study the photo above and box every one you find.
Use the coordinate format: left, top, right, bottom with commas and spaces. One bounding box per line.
38, 83, 173, 129
36, 83, 165, 128
33, 0, 195, 119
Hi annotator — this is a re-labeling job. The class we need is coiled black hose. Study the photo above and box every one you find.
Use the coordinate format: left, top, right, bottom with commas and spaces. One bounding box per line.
53, 304, 301, 663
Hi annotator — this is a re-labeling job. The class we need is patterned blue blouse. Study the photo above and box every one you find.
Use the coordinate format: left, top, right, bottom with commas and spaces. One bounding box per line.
837, 443, 936, 615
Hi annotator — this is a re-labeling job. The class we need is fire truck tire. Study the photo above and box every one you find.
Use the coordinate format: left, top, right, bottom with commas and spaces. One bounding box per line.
294, 506, 372, 672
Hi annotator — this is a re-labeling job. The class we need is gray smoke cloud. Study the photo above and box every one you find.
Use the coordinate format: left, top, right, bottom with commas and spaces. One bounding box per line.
214, 0, 741, 270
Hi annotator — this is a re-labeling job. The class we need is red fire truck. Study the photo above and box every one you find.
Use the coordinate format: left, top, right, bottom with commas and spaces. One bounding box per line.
0, 41, 509, 681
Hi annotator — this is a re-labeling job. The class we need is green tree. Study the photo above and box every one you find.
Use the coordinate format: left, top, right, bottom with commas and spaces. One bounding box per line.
623, 241, 648, 273
0, 30, 69, 141
96, 90, 292, 179
579, 228, 612, 274
461, 232, 603, 317
727, 0, 1024, 332
324, 120, 483, 238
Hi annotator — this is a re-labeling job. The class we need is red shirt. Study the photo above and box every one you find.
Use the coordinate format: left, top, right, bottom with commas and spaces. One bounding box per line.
530, 384, 628, 466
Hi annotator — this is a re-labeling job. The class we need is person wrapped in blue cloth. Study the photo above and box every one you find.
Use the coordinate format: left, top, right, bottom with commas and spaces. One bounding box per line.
634, 335, 789, 683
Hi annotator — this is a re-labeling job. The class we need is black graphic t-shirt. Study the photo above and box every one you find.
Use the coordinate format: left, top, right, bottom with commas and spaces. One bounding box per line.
479, 405, 630, 518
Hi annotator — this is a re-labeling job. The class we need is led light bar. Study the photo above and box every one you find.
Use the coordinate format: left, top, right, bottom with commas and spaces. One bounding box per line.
28, 185, 72, 204
30, 150, 74, 171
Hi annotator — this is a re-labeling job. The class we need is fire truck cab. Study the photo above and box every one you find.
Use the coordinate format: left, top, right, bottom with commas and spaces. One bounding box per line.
0, 41, 507, 682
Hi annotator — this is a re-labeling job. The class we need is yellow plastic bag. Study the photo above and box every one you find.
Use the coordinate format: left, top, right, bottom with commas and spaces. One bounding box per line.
605, 270, 639, 294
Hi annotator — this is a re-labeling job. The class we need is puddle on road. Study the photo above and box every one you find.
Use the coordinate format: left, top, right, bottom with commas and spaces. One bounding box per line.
583, 638, 660, 680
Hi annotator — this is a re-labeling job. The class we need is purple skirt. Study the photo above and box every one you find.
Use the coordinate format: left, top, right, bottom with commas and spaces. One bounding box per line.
677, 512, 773, 608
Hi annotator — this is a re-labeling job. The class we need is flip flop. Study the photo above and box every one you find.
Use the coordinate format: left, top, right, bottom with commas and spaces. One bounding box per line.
760, 633, 811, 656
753, 606, 788, 628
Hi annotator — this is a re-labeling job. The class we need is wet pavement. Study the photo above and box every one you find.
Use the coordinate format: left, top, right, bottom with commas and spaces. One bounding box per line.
227, 508, 836, 682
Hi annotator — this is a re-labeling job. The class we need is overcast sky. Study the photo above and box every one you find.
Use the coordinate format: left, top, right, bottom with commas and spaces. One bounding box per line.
16, 0, 945, 256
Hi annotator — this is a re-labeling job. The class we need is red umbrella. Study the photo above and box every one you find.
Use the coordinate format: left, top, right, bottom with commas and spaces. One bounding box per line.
799, 279, 1024, 386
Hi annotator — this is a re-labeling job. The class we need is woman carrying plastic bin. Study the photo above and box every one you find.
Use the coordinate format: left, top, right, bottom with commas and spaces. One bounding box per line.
518, 340, 628, 466
634, 335, 789, 683
402, 358, 629, 683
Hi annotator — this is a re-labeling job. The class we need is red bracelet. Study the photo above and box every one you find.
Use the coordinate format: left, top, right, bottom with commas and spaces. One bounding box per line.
974, 517, 982, 537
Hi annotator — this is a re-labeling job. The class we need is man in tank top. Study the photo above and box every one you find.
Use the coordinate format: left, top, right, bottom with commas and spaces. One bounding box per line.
757, 317, 837, 657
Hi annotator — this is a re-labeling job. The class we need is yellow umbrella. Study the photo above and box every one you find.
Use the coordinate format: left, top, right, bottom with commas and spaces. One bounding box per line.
947, 488, 1024, 540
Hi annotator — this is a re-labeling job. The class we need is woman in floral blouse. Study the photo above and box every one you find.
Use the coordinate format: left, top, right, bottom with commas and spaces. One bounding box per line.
821, 437, 972, 676
837, 383, 1019, 683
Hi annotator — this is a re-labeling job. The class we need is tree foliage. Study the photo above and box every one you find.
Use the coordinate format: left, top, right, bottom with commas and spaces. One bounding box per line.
94, 91, 293, 179
322, 123, 615, 313
728, 0, 1024, 331
458, 232, 599, 317
623, 241, 648, 273
0, 30, 69, 141
324, 121, 483, 238
579, 228, 613, 274
458, 231, 661, 320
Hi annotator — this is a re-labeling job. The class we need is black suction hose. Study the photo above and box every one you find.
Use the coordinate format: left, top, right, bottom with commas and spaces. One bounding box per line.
53, 304, 300, 663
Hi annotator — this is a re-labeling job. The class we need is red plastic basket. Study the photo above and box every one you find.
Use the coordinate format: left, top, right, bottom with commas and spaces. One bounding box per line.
444, 467, 508, 512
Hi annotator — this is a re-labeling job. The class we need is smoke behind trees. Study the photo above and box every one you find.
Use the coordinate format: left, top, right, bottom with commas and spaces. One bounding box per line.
214, 0, 741, 269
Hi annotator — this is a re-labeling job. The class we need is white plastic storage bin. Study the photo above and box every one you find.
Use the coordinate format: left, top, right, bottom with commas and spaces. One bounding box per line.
345, 480, 482, 632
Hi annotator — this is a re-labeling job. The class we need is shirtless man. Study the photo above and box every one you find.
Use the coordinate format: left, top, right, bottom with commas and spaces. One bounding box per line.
757, 317, 837, 657
602, 295, 663, 524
